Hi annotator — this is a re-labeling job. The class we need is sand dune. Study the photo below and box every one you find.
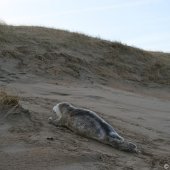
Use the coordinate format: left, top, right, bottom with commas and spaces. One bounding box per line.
0, 25, 170, 169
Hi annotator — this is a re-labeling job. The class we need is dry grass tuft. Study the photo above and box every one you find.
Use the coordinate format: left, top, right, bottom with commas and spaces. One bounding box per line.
0, 89, 19, 106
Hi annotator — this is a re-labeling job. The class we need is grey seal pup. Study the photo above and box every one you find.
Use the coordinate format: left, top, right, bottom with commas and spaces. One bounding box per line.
49, 102, 139, 153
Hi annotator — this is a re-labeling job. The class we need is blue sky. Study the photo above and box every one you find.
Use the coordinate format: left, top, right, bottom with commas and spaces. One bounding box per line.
0, 0, 169, 52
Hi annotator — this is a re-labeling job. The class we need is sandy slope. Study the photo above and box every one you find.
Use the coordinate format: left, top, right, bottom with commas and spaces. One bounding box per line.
0, 80, 170, 170
0, 25, 170, 169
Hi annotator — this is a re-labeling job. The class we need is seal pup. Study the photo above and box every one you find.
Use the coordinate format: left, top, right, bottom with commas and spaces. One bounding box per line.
49, 102, 138, 153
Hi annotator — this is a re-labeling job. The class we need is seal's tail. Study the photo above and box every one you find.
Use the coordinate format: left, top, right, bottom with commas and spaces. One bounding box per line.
107, 132, 139, 153
118, 141, 139, 153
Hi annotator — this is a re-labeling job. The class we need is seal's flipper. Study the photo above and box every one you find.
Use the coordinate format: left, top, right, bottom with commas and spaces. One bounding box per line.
117, 141, 138, 153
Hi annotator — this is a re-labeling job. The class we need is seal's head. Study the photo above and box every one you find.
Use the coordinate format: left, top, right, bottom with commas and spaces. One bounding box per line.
54, 102, 71, 113
49, 102, 71, 123
52, 102, 71, 118
53, 104, 60, 115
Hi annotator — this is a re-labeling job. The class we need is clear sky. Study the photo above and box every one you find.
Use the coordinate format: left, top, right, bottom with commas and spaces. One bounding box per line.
0, 0, 169, 52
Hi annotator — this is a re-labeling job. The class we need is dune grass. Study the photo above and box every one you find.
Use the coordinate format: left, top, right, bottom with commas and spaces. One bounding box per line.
0, 24, 170, 86
0, 89, 19, 107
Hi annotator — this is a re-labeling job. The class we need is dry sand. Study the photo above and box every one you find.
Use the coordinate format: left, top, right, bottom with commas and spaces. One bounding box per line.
0, 80, 170, 170
0, 25, 170, 170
